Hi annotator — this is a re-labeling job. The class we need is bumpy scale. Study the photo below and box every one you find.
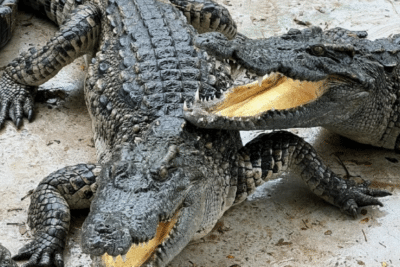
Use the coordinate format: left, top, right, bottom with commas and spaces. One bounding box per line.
0, 1, 391, 267
186, 28, 400, 150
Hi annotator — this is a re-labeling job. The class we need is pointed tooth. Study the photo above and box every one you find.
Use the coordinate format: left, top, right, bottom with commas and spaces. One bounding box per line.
112, 256, 117, 262
271, 108, 275, 112
237, 64, 241, 70
248, 120, 255, 128
121, 254, 127, 262
195, 89, 200, 102
258, 76, 263, 86
183, 101, 189, 111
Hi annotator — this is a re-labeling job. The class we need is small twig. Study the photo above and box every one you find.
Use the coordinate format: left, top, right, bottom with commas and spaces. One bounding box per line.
270, 258, 295, 265
386, 0, 398, 14
379, 242, 387, 248
302, 219, 309, 228
188, 238, 218, 246
331, 152, 362, 180
6, 223, 23, 226
362, 229, 368, 242
21, 189, 34, 201
332, 153, 352, 178
7, 208, 23, 212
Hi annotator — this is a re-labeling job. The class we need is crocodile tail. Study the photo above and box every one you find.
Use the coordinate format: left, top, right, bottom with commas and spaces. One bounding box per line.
0, 0, 17, 49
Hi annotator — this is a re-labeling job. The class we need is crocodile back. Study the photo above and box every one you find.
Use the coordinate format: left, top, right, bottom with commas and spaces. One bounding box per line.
85, 0, 218, 162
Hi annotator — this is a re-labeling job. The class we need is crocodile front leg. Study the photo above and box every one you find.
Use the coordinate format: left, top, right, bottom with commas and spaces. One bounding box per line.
0, 3, 101, 128
233, 131, 391, 217
12, 164, 100, 267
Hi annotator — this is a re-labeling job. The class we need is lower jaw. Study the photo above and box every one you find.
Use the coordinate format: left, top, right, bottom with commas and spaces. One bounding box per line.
101, 211, 180, 267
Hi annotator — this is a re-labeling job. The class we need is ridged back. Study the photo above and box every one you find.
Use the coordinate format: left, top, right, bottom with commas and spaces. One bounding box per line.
85, 0, 217, 161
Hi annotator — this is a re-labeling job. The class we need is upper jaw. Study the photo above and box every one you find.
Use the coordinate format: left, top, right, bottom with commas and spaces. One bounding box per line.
183, 67, 368, 131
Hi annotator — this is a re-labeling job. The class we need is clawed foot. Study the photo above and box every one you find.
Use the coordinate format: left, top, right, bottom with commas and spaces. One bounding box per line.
0, 72, 35, 129
335, 178, 391, 218
12, 231, 65, 267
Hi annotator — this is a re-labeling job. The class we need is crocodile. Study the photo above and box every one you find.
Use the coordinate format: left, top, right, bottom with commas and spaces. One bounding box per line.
0, 0, 17, 49
184, 28, 400, 152
0, 2, 390, 267
0, 243, 17, 267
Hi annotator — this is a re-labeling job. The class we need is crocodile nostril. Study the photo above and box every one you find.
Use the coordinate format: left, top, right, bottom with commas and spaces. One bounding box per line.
95, 223, 114, 234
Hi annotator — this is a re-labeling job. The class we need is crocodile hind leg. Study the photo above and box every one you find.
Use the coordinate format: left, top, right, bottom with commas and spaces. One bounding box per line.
0, 3, 101, 129
232, 131, 391, 217
12, 164, 100, 267
170, 0, 237, 39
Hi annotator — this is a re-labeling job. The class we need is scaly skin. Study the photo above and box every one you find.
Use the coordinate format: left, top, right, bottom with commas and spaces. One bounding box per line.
185, 28, 400, 151
0, 244, 17, 267
0, 0, 17, 49
0, 3, 391, 267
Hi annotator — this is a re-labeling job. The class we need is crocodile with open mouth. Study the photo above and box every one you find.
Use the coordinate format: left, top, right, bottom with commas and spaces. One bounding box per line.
0, 1, 391, 267
185, 27, 400, 152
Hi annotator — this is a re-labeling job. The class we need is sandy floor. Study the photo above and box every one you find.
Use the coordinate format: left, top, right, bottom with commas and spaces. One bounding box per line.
1, 0, 400, 266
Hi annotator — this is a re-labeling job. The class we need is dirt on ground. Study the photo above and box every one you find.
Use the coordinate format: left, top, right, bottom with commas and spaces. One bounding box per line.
1, 0, 400, 266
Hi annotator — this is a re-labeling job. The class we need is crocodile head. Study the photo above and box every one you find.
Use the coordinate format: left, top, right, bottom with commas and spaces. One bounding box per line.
184, 27, 392, 131
81, 117, 212, 266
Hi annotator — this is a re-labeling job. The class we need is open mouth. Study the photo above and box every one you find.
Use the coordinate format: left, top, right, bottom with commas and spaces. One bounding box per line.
209, 71, 328, 117
102, 211, 180, 267
183, 59, 340, 130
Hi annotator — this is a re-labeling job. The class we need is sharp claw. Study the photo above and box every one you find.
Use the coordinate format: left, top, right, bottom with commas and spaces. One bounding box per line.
55, 253, 64, 267
350, 208, 358, 219
28, 110, 33, 121
368, 188, 392, 197
16, 118, 21, 128
195, 88, 200, 102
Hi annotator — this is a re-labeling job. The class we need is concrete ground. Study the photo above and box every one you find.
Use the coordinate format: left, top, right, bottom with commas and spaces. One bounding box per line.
1, 0, 400, 266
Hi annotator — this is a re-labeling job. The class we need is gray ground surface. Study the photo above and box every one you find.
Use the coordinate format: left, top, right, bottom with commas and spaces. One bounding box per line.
1, 0, 400, 266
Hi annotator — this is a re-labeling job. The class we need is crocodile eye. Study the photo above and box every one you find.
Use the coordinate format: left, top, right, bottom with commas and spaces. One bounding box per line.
150, 165, 169, 181
311, 45, 325, 56
159, 166, 168, 179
